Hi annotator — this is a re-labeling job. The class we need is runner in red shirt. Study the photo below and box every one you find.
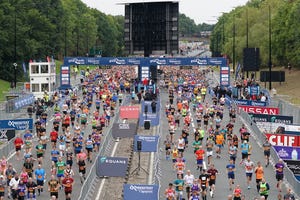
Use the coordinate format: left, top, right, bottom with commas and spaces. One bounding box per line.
195, 146, 205, 172
14, 135, 24, 160
62, 174, 74, 200
50, 129, 58, 149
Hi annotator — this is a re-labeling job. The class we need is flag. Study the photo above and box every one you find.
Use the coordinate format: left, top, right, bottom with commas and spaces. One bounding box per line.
22, 62, 27, 73
235, 62, 241, 80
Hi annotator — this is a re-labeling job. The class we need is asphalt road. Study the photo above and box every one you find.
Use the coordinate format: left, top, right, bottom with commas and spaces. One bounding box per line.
6, 77, 114, 200
158, 73, 290, 200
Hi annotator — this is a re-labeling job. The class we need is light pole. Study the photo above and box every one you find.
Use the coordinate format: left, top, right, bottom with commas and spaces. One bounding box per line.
246, 8, 249, 78
268, 5, 272, 90
232, 16, 236, 74
13, 63, 17, 88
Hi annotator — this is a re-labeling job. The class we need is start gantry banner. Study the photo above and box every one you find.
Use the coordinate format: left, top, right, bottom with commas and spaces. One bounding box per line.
64, 57, 227, 66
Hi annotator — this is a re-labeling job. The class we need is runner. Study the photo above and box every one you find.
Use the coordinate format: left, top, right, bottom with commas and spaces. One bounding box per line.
207, 164, 218, 198
258, 178, 270, 200
48, 175, 60, 200
85, 134, 94, 163
215, 132, 224, 158
255, 161, 264, 193
62, 172, 74, 200
173, 174, 184, 200
198, 169, 209, 200
174, 157, 185, 179
164, 183, 176, 200
262, 138, 271, 167
0, 175, 5, 200
275, 159, 285, 192
56, 156, 66, 187
233, 185, 242, 200
164, 135, 172, 160
14, 135, 24, 161
244, 156, 255, 189
226, 159, 236, 191
34, 164, 46, 196
184, 170, 195, 200
195, 146, 205, 172
26, 177, 37, 200
78, 156, 86, 183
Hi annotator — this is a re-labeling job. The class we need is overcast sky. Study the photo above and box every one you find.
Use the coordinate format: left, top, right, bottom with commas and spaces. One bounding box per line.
81, 0, 249, 24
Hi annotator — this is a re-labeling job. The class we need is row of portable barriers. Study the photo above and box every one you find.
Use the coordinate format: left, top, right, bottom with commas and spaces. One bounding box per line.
210, 72, 300, 197
240, 109, 300, 197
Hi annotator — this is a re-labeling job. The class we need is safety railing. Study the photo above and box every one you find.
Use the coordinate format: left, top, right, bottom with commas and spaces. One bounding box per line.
239, 108, 300, 197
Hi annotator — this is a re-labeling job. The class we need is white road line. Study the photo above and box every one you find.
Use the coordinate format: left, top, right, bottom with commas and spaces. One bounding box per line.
96, 139, 119, 200
203, 161, 207, 170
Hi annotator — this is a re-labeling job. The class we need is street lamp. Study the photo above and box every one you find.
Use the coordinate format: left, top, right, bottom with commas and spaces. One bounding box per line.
232, 15, 236, 74
13, 63, 17, 88
268, 5, 272, 90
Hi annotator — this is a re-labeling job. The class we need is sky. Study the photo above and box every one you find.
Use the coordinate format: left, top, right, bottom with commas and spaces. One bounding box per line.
81, 0, 249, 24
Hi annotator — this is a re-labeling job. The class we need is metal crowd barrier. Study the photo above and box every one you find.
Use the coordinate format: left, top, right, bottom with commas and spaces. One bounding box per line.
239, 108, 300, 197
78, 111, 117, 200
0, 139, 15, 160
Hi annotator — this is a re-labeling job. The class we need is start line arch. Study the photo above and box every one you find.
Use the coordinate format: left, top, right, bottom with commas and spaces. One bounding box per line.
61, 57, 229, 89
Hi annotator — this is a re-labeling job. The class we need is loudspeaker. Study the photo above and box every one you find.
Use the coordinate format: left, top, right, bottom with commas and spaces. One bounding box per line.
144, 120, 151, 130
137, 140, 142, 151
150, 66, 158, 82
144, 105, 148, 114
243, 48, 260, 71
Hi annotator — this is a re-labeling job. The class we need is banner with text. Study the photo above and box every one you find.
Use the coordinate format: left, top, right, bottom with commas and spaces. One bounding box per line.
234, 99, 267, 107
265, 133, 300, 147
120, 106, 140, 119
238, 105, 279, 115
0, 118, 33, 130
274, 146, 300, 160
96, 156, 128, 177
134, 135, 159, 152
249, 113, 293, 124
60, 65, 71, 89
220, 66, 230, 87
123, 184, 159, 200
111, 123, 137, 139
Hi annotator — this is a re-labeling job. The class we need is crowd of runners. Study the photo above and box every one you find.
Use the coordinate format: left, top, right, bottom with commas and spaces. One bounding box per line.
0, 66, 137, 200
161, 67, 296, 200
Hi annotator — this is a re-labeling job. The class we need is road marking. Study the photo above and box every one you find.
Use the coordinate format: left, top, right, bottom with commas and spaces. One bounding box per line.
203, 161, 207, 170
96, 138, 119, 200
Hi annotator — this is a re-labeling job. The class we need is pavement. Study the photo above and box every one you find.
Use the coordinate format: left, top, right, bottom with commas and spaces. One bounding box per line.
3, 76, 110, 200
158, 72, 292, 199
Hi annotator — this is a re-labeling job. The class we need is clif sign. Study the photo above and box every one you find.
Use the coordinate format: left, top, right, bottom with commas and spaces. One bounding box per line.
238, 105, 279, 115
265, 133, 300, 147
220, 66, 230, 87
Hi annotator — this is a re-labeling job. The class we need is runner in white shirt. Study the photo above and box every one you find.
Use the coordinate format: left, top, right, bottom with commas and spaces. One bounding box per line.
184, 170, 195, 200
177, 135, 186, 153
244, 157, 255, 189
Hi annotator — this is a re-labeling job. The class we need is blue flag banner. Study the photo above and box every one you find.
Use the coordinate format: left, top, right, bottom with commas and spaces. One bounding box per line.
134, 135, 159, 152
123, 184, 159, 200
0, 118, 33, 130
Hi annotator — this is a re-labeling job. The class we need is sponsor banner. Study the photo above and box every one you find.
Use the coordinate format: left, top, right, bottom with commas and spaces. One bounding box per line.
111, 123, 137, 139
120, 106, 140, 119
284, 160, 300, 176
265, 133, 300, 147
0, 129, 15, 141
123, 184, 159, 200
220, 66, 230, 87
274, 146, 300, 160
234, 99, 267, 107
284, 124, 300, 132
0, 118, 33, 130
248, 86, 260, 96
96, 156, 128, 177
60, 65, 71, 89
238, 105, 279, 115
256, 122, 285, 133
249, 113, 293, 124
64, 57, 227, 66
134, 135, 159, 152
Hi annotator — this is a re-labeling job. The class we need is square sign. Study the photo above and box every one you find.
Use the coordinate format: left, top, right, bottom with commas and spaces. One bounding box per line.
220, 66, 230, 87
60, 65, 71, 89
123, 184, 159, 200
134, 135, 159, 152
96, 156, 128, 177
111, 123, 138, 138
0, 118, 33, 130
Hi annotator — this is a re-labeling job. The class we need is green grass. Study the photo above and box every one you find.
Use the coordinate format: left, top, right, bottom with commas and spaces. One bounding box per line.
0, 79, 11, 101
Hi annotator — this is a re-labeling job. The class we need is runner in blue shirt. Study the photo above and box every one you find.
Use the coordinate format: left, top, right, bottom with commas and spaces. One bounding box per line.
34, 164, 46, 196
